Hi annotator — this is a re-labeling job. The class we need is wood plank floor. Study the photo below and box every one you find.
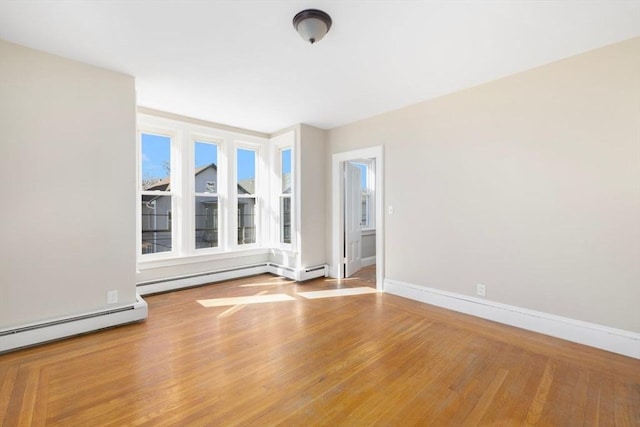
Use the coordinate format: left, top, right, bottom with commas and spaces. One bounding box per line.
1, 270, 638, 426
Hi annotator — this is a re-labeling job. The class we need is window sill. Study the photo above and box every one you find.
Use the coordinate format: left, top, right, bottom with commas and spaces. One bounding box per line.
137, 247, 271, 271
362, 228, 376, 236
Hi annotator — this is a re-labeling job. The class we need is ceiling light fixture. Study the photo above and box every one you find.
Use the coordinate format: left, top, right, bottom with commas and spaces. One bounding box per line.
293, 9, 332, 44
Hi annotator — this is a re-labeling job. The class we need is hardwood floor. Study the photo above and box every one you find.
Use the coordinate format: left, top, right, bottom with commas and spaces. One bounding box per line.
1, 273, 638, 426
351, 264, 376, 286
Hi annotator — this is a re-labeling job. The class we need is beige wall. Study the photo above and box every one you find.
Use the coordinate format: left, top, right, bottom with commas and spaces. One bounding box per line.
362, 231, 376, 259
299, 124, 327, 268
0, 40, 137, 329
327, 38, 640, 332
137, 253, 271, 284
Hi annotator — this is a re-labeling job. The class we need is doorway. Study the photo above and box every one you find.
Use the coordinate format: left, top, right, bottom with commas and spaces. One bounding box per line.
331, 146, 384, 291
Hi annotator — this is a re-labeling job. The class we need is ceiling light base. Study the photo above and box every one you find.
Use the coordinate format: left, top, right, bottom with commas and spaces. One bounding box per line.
293, 9, 332, 44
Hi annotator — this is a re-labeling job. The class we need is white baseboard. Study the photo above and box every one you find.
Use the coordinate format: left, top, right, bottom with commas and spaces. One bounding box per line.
384, 279, 640, 359
361, 256, 376, 268
137, 263, 328, 295
0, 294, 148, 353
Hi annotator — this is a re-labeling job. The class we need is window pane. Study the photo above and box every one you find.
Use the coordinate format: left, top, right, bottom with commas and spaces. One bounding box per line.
195, 142, 218, 193
280, 195, 291, 244
141, 195, 172, 254
361, 194, 369, 227
238, 198, 256, 245
237, 148, 256, 195
195, 196, 218, 249
141, 133, 171, 190
354, 163, 367, 191
281, 148, 291, 194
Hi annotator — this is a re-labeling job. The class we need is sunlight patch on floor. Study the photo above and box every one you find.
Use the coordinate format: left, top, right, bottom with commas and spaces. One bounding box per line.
197, 294, 296, 307
239, 280, 295, 288
297, 287, 378, 299
323, 277, 358, 282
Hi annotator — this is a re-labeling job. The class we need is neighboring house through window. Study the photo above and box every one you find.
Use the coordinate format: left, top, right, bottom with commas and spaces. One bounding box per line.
194, 140, 219, 249
141, 132, 173, 254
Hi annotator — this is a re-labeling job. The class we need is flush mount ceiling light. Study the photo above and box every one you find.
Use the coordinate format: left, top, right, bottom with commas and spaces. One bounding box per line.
293, 9, 332, 44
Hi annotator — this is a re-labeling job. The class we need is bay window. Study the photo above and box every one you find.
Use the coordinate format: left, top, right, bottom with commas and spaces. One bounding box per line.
138, 114, 286, 263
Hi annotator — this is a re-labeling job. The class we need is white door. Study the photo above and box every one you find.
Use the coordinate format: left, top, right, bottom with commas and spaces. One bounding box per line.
344, 162, 362, 277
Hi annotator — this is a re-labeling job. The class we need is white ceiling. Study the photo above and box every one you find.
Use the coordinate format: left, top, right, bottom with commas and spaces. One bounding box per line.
1, 1, 638, 134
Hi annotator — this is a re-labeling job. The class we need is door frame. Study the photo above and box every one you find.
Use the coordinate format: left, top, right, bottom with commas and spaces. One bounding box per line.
331, 146, 384, 291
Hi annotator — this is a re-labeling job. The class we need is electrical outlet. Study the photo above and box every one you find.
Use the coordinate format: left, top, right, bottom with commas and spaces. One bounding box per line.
476, 284, 486, 297
107, 290, 118, 304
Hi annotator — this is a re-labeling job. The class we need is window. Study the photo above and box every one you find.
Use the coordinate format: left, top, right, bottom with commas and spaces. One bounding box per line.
353, 160, 375, 229
140, 133, 173, 254
236, 148, 257, 245
138, 114, 277, 263
270, 131, 294, 249
194, 141, 219, 249
280, 148, 292, 244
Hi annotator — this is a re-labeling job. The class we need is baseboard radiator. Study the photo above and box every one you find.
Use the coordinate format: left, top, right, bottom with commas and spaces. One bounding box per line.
136, 262, 329, 296
0, 263, 327, 353
0, 294, 148, 354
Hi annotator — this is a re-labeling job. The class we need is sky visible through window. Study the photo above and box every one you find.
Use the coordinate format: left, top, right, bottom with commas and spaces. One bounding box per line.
195, 141, 217, 169
354, 162, 367, 190
141, 133, 170, 181
282, 148, 291, 175
236, 148, 255, 181
142, 133, 259, 182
